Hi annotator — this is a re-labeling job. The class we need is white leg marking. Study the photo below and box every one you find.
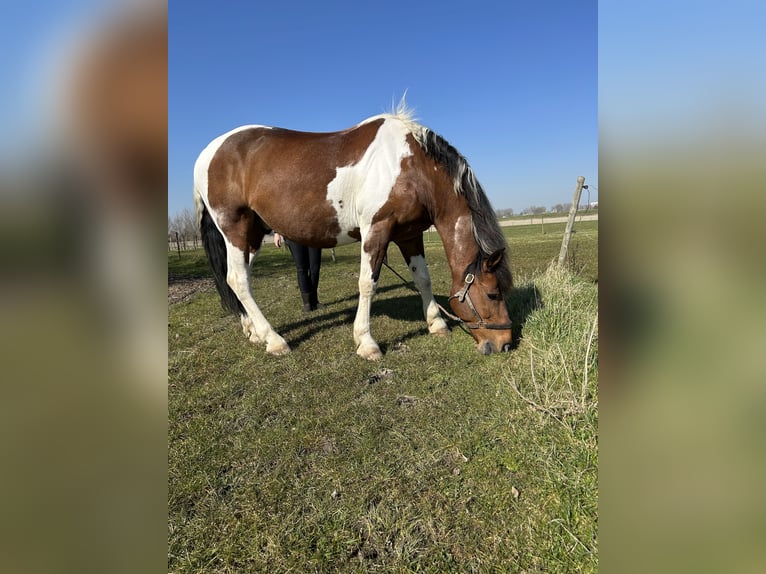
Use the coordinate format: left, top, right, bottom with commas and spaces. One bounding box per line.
224, 240, 289, 355
353, 248, 382, 360
239, 250, 261, 339
408, 255, 449, 335
240, 314, 256, 340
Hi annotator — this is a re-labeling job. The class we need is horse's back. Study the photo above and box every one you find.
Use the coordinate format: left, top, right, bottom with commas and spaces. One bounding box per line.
195, 116, 426, 247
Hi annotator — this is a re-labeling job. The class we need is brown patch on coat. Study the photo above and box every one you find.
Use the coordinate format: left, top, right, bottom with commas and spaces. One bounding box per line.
206, 120, 384, 251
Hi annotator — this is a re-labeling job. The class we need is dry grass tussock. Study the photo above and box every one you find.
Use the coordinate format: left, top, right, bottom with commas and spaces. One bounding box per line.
506, 263, 599, 432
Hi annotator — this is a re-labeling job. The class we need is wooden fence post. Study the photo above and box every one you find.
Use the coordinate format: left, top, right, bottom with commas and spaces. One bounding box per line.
557, 176, 585, 267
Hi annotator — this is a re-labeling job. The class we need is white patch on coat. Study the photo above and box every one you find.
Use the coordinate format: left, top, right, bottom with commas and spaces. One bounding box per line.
452, 214, 475, 261
326, 118, 413, 245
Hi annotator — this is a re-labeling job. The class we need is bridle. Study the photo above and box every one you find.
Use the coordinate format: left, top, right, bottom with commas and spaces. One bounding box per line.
441, 272, 513, 331
382, 261, 512, 332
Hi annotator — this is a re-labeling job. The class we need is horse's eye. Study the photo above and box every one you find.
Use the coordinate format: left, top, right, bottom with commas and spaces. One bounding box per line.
487, 292, 502, 301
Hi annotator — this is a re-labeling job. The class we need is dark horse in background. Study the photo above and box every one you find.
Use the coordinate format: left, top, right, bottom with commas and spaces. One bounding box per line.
194, 105, 513, 360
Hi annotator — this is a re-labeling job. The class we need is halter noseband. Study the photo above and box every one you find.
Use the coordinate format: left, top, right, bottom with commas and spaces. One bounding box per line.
443, 273, 512, 331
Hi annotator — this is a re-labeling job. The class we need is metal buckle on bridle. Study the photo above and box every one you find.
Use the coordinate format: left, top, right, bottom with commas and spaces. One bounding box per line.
455, 273, 474, 302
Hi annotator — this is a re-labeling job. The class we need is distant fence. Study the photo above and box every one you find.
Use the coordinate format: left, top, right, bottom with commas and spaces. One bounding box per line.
169, 213, 599, 252
168, 232, 276, 252
499, 212, 598, 227
168, 233, 200, 252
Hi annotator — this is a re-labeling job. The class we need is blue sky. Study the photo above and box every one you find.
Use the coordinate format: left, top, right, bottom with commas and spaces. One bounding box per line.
4, 2, 763, 219
169, 1, 598, 217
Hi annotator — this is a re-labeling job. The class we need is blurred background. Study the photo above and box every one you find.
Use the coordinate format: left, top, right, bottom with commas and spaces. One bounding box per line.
0, 0, 764, 572
600, 1, 766, 572
0, 1, 166, 572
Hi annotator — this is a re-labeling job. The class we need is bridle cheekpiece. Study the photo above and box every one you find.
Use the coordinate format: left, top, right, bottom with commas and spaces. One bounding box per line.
443, 272, 512, 331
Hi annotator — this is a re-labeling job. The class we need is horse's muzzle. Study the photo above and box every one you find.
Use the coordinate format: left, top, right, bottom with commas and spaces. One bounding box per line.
478, 341, 513, 355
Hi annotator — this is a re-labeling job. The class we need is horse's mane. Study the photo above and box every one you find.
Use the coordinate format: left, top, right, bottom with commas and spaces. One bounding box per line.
382, 102, 512, 291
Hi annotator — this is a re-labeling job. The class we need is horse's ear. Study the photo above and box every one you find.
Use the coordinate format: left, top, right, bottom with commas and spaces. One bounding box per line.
483, 249, 505, 273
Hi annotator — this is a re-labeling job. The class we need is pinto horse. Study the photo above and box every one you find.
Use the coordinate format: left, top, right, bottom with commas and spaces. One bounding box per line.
194, 107, 513, 359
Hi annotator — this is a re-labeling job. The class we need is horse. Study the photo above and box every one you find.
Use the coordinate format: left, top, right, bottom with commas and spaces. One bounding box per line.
193, 105, 513, 360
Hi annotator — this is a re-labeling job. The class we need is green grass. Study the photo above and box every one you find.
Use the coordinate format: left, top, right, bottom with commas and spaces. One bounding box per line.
500, 220, 598, 283
169, 221, 598, 572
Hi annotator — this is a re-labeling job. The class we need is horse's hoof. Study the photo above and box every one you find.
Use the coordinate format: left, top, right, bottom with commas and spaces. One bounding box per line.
357, 345, 383, 361
266, 339, 290, 355
428, 318, 449, 336
267, 346, 290, 356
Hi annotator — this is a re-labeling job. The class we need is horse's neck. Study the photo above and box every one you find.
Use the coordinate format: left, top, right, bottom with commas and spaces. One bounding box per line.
433, 208, 479, 288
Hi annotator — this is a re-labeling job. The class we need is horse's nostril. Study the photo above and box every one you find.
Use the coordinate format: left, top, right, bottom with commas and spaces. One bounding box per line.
479, 341, 493, 355
502, 343, 512, 353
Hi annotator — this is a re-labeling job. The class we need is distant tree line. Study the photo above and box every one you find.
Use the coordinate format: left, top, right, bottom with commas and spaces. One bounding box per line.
495, 202, 597, 218
168, 208, 200, 249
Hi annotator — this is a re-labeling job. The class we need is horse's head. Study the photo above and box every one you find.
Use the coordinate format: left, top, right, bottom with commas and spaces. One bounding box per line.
449, 249, 513, 355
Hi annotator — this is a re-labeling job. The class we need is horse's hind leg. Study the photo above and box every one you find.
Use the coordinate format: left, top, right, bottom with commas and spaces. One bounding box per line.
238, 252, 259, 340
395, 235, 449, 336
221, 216, 290, 355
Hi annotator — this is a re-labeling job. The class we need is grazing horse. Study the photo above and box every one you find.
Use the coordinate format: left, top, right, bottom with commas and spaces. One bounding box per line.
194, 106, 513, 359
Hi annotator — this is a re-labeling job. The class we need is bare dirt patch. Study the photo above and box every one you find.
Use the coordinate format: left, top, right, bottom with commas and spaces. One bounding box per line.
168, 276, 213, 304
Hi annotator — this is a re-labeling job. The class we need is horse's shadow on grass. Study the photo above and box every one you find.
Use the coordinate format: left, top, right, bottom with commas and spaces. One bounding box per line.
506, 283, 543, 349
277, 285, 435, 351
276, 282, 543, 353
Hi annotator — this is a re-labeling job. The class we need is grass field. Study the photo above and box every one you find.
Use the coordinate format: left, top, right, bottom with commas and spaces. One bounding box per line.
168, 220, 598, 573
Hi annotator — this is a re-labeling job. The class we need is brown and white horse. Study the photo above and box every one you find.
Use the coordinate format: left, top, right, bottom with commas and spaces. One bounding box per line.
194, 106, 513, 359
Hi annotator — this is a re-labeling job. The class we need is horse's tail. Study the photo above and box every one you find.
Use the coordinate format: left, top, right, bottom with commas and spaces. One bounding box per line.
196, 188, 246, 316
194, 182, 206, 232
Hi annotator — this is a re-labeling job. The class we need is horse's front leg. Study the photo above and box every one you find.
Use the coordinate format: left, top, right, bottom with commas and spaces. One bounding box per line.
395, 235, 449, 336
353, 226, 389, 360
